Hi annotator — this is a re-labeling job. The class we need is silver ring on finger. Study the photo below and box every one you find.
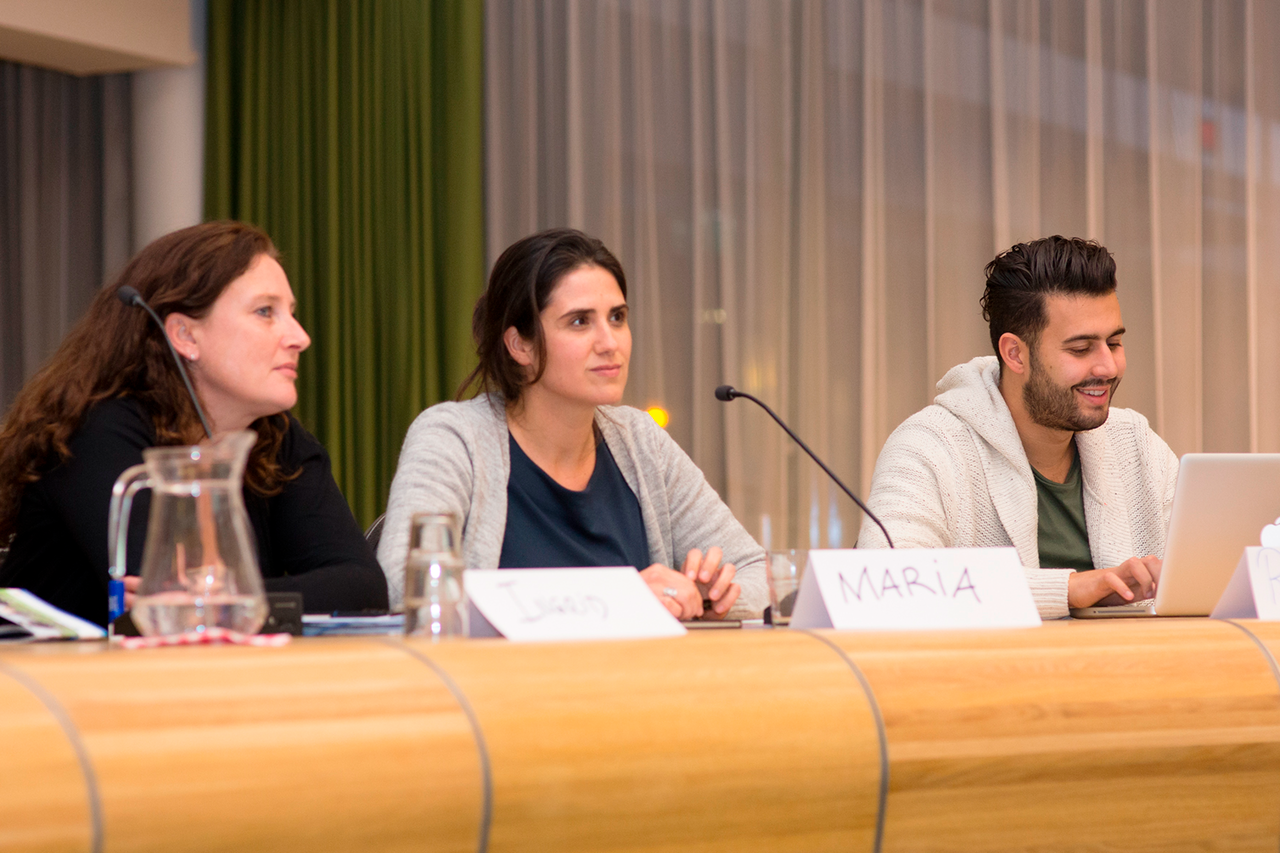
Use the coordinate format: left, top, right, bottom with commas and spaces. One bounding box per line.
662, 587, 679, 599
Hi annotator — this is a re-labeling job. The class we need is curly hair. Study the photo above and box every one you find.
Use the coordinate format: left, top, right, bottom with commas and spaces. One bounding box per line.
0, 221, 298, 542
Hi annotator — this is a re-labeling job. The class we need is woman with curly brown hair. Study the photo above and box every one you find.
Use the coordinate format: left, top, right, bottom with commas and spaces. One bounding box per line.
0, 221, 387, 625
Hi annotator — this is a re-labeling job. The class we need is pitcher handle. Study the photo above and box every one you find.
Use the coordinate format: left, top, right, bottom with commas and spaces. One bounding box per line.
108, 464, 151, 581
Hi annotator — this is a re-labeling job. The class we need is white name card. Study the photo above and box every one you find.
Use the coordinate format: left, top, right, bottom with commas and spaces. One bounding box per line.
1211, 547, 1280, 619
790, 548, 1041, 630
464, 567, 687, 642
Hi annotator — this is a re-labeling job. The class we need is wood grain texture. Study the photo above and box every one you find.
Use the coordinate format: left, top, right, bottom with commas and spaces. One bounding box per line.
4, 622, 1280, 852
0, 666, 93, 853
820, 619, 1280, 853
406, 630, 883, 853
0, 638, 483, 853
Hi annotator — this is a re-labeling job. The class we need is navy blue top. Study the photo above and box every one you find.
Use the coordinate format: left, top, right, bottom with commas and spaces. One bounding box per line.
499, 432, 651, 570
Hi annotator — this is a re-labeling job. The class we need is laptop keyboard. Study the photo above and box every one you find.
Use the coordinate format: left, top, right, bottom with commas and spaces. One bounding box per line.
1109, 598, 1156, 610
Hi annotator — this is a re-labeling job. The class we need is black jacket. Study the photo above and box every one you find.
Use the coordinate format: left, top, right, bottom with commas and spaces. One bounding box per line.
0, 397, 388, 625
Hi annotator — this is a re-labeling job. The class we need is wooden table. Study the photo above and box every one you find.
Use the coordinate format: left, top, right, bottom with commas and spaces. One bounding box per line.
3, 619, 1280, 852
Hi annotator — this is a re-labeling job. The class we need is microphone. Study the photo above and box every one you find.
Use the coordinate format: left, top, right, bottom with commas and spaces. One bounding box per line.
715, 384, 894, 548
116, 286, 213, 438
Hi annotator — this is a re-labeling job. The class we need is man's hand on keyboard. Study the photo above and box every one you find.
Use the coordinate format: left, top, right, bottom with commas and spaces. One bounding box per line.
1067, 555, 1162, 609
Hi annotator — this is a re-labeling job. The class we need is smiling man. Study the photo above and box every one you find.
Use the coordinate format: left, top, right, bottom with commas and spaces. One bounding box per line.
857, 236, 1178, 619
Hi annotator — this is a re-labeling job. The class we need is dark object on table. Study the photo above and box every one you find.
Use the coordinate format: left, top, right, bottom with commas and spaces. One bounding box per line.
263, 592, 304, 635
112, 611, 141, 636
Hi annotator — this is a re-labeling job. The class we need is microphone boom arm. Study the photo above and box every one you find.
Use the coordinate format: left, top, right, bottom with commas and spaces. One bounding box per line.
117, 286, 214, 439
716, 385, 894, 548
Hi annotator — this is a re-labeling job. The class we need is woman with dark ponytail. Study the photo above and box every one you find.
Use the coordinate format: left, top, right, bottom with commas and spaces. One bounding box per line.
378, 228, 766, 620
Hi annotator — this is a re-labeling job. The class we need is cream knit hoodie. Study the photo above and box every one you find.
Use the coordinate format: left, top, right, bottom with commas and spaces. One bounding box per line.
857, 356, 1179, 619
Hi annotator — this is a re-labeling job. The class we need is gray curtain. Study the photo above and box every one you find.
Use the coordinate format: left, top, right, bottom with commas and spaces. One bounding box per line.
0, 60, 133, 413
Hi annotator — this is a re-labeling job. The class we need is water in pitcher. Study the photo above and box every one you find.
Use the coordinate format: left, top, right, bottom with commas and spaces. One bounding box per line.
132, 590, 266, 635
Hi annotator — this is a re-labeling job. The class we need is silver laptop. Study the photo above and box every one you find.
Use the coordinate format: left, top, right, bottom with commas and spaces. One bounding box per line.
1070, 453, 1280, 618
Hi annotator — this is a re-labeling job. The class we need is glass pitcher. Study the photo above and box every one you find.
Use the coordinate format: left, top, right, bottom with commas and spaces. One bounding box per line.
108, 430, 267, 636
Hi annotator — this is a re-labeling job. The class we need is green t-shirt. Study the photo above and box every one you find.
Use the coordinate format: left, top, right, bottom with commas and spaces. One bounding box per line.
1033, 449, 1094, 571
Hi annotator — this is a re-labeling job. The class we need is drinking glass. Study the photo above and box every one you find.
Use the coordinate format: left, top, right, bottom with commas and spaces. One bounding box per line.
403, 512, 467, 639
766, 549, 807, 626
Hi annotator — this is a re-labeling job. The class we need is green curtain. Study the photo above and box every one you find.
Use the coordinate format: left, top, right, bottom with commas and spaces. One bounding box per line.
204, 0, 484, 528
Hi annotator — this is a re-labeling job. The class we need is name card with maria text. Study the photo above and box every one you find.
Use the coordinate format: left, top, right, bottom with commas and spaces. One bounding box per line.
790, 548, 1041, 630
465, 567, 687, 642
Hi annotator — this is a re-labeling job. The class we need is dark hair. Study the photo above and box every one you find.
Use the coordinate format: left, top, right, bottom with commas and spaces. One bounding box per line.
980, 236, 1116, 360
0, 221, 295, 540
458, 228, 628, 402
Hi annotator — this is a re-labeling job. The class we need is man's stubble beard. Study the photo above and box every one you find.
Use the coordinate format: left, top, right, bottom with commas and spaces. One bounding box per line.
1022, 347, 1119, 433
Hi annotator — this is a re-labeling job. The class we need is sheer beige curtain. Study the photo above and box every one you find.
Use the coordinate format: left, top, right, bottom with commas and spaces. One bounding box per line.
485, 0, 1280, 552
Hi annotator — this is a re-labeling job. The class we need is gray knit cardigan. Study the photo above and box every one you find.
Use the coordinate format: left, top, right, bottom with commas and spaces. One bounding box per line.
377, 395, 768, 618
